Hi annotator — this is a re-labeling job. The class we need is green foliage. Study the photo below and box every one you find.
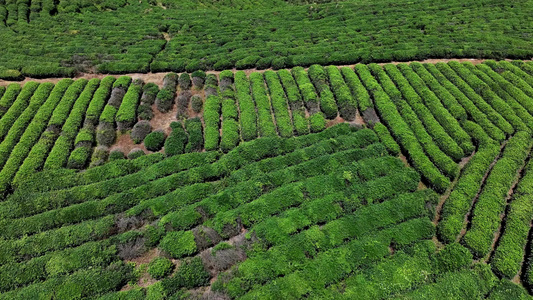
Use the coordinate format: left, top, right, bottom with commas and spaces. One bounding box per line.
203, 95, 221, 151
264, 70, 294, 138
250, 72, 277, 137
235, 71, 258, 141
308, 64, 338, 119
425, 63, 505, 142
355, 64, 449, 192
464, 131, 532, 258
438, 142, 500, 243
308, 112, 326, 133
436, 62, 513, 136
191, 95, 203, 113
159, 231, 197, 259
44, 79, 100, 170
0, 83, 22, 118
148, 257, 174, 280
144, 130, 166, 152
128, 148, 146, 159
67, 146, 92, 169
396, 63, 474, 154
85, 76, 115, 124
161, 257, 210, 296
116, 80, 143, 129
492, 159, 533, 278
109, 150, 125, 161
326, 66, 357, 120
436, 243, 472, 272
369, 63, 458, 178
373, 122, 400, 156
165, 122, 188, 156
141, 82, 159, 105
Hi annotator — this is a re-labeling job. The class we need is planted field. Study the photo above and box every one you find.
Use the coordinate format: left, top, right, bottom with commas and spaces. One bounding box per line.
0, 0, 532, 79
1, 60, 533, 299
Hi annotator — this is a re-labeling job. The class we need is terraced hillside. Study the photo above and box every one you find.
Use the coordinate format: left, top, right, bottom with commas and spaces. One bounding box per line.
0, 0, 531, 79
1, 60, 533, 298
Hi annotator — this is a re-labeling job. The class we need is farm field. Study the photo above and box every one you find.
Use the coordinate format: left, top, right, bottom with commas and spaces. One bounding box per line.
0, 59, 533, 299
0, 0, 532, 79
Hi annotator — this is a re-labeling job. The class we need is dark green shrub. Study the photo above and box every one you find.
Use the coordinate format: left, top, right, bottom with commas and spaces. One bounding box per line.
128, 148, 145, 159
271, 57, 286, 70
184, 118, 204, 152
373, 123, 400, 156
144, 130, 166, 152
148, 257, 174, 280
165, 122, 188, 156
116, 81, 143, 131
109, 150, 125, 161
255, 57, 273, 70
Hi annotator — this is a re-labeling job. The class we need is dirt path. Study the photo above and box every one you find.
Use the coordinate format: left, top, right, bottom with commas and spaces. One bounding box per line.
1, 58, 530, 87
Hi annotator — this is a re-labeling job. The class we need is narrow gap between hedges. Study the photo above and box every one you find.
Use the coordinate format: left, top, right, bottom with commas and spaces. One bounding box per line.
457, 138, 509, 243
486, 153, 532, 265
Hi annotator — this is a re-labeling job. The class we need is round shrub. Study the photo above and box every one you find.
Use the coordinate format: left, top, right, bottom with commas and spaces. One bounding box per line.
214, 59, 232, 71
109, 150, 125, 161
148, 257, 174, 280
128, 148, 145, 159
96, 125, 116, 147
191, 95, 203, 113
144, 130, 166, 151
131, 120, 152, 144
235, 55, 260, 69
